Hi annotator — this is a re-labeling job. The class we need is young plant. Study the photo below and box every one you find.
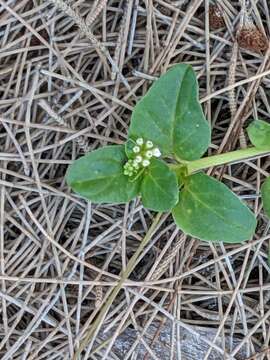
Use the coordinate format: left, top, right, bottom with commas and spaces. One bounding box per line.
66, 64, 270, 244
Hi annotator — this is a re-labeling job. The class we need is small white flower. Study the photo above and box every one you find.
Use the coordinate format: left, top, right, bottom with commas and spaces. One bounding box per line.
142, 159, 150, 167
133, 146, 140, 153
145, 150, 153, 158
136, 138, 144, 146
146, 140, 153, 149
152, 148, 161, 157
135, 155, 142, 163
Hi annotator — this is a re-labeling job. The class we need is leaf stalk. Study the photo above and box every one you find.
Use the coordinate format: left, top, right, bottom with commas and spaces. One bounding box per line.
175, 147, 270, 175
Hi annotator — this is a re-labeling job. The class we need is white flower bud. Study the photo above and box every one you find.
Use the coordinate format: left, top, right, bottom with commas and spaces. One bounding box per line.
136, 138, 144, 146
135, 155, 142, 163
146, 140, 153, 149
153, 148, 161, 157
133, 146, 140, 153
142, 159, 150, 167
145, 150, 153, 158
133, 161, 139, 169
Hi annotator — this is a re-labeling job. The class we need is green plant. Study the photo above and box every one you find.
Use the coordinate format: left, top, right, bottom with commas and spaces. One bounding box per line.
66, 64, 270, 358
66, 64, 270, 244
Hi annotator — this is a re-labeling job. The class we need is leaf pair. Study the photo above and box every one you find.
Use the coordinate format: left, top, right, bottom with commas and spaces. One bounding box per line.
174, 119, 270, 243
66, 144, 179, 212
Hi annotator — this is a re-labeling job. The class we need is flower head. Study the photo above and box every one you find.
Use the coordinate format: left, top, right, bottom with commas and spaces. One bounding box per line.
123, 138, 161, 177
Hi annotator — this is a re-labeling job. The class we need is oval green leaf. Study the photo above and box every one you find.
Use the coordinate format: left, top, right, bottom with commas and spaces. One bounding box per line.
172, 173, 256, 243
261, 177, 270, 218
247, 120, 270, 149
128, 64, 211, 161
66, 145, 140, 203
141, 159, 179, 211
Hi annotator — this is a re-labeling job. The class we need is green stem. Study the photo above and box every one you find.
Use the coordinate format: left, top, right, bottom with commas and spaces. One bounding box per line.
74, 212, 162, 359
185, 147, 270, 175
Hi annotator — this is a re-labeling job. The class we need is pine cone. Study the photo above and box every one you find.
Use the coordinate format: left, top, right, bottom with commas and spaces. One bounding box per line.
237, 27, 268, 54
209, 4, 225, 30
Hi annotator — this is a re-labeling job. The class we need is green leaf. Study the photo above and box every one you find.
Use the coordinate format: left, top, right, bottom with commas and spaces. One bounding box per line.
140, 159, 179, 211
261, 177, 270, 218
128, 64, 211, 161
247, 120, 270, 149
66, 145, 140, 203
172, 173, 256, 243
125, 138, 136, 159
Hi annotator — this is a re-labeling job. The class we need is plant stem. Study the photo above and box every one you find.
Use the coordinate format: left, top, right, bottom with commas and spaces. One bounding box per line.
74, 212, 162, 359
185, 147, 270, 175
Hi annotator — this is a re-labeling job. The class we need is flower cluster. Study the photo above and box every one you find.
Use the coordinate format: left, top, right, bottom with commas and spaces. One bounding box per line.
123, 138, 161, 177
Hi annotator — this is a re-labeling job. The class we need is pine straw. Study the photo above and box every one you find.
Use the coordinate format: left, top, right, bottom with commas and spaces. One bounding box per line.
1, 0, 270, 359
